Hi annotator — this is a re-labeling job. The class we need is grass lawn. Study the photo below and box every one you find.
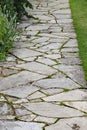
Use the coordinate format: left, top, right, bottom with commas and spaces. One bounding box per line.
70, 0, 87, 81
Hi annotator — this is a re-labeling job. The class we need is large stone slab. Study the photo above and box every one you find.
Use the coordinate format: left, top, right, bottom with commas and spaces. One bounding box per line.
43, 90, 87, 102
24, 102, 83, 118
54, 65, 86, 86
0, 121, 44, 130
34, 78, 80, 89
1, 84, 39, 98
59, 57, 81, 65
13, 48, 42, 59
0, 71, 46, 91
45, 117, 87, 130
16, 62, 57, 75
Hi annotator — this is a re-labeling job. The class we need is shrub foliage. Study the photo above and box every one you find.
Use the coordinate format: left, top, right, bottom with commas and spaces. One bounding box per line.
0, 0, 33, 20
0, 0, 33, 60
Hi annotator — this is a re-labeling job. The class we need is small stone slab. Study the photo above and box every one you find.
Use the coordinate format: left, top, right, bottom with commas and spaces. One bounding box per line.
14, 105, 32, 116
17, 62, 57, 75
45, 117, 87, 130
0, 121, 44, 130
0, 102, 13, 116
34, 116, 57, 124
41, 88, 63, 95
49, 37, 69, 43
28, 91, 46, 100
0, 68, 19, 77
24, 102, 83, 118
32, 37, 49, 43
61, 47, 79, 53
35, 78, 80, 89
18, 114, 36, 122
43, 90, 87, 102
65, 101, 87, 113
60, 52, 79, 58
64, 39, 78, 47
54, 9, 71, 14
44, 54, 61, 59
26, 24, 49, 31
36, 57, 56, 65
40, 43, 62, 50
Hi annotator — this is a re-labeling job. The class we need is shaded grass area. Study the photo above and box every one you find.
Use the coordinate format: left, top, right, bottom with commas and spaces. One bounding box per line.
70, 0, 87, 80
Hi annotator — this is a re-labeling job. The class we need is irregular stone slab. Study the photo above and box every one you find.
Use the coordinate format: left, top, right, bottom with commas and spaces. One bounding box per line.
34, 116, 57, 124
24, 30, 39, 36
0, 71, 46, 91
32, 37, 49, 43
6, 55, 16, 62
49, 37, 69, 43
0, 102, 13, 115
40, 43, 62, 50
54, 65, 86, 86
0, 116, 15, 121
57, 19, 73, 24
41, 89, 63, 95
2, 85, 39, 98
48, 27, 62, 33
36, 57, 56, 65
64, 39, 78, 47
13, 48, 42, 59
0, 121, 44, 130
54, 9, 71, 14
53, 32, 76, 38
34, 78, 80, 89
62, 52, 79, 58
55, 14, 71, 19
45, 117, 87, 130
14, 41, 34, 48
18, 114, 36, 122
26, 24, 50, 31
1, 68, 19, 77
65, 101, 87, 113
43, 90, 87, 102
24, 102, 83, 118
17, 62, 57, 75
14, 105, 32, 116
23, 57, 36, 62
61, 47, 79, 53
54, 3, 69, 9
44, 54, 61, 59
28, 91, 46, 100
59, 57, 81, 65
13, 99, 28, 104
38, 33, 68, 39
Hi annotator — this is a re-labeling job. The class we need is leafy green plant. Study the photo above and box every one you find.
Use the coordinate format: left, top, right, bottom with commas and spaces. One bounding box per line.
0, 7, 16, 61
14, 0, 33, 20
0, 0, 33, 60
0, 0, 33, 20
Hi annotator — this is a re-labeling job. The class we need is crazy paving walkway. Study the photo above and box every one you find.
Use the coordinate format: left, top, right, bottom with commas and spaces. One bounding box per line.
0, 0, 87, 129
